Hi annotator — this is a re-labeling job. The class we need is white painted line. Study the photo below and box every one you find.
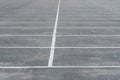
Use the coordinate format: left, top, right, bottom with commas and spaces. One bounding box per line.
60, 13, 120, 15
0, 13, 54, 14
59, 15, 120, 16
0, 47, 50, 48
0, 35, 52, 36
55, 47, 120, 49
4, 21, 120, 23
0, 35, 120, 37
0, 27, 53, 28
0, 14, 55, 15
59, 19, 119, 24
1, 66, 120, 68
0, 21, 52, 24
0, 46, 120, 49
59, 21, 120, 24
53, 66, 120, 68
59, 17, 120, 19
0, 18, 55, 19
0, 66, 49, 69
59, 14, 120, 15
58, 27, 120, 28
0, 47, 120, 49
48, 0, 61, 67
0, 27, 120, 29
56, 35, 120, 37
59, 18, 120, 19
1, 13, 120, 15
0, 13, 120, 15
0, 14, 54, 18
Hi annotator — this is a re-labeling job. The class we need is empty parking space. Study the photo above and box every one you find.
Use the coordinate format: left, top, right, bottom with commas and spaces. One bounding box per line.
57, 27, 120, 35
0, 22, 55, 28
0, 0, 58, 28
56, 36, 120, 47
59, 17, 120, 22
54, 48, 120, 66
0, 27, 53, 35
0, 36, 52, 47
0, 48, 50, 66
58, 22, 120, 27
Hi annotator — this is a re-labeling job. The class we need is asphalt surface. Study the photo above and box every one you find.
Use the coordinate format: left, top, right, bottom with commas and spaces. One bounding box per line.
0, 0, 120, 80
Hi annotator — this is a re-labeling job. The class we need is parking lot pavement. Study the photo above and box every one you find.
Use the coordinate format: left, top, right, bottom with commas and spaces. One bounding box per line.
57, 28, 120, 35
54, 48, 120, 66
1, 0, 120, 79
0, 68, 120, 80
56, 36, 120, 47
0, 27, 53, 35
0, 0, 57, 67
0, 48, 50, 66
0, 36, 52, 47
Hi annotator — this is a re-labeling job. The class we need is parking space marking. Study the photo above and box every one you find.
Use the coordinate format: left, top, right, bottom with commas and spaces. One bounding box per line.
0, 35, 120, 36
1, 66, 120, 68
57, 27, 120, 28
0, 47, 51, 48
48, 0, 61, 67
58, 22, 120, 23
56, 35, 120, 36
60, 17, 120, 19
0, 47, 120, 48
0, 27, 53, 28
0, 35, 52, 36
0, 21, 55, 23
54, 47, 120, 48
1, 27, 120, 28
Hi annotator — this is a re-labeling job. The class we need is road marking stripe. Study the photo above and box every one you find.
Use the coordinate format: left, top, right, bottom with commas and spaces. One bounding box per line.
0, 35, 53, 36
48, 0, 61, 67
0, 66, 120, 68
0, 27, 53, 28
0, 35, 52, 36
56, 35, 120, 36
0, 47, 50, 48
0, 27, 120, 28
0, 35, 120, 36
0, 47, 120, 48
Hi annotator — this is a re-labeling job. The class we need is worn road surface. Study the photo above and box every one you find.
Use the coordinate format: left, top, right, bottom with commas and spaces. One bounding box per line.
0, 0, 120, 80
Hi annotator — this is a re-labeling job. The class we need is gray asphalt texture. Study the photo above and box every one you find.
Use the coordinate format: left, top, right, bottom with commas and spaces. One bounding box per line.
0, 0, 120, 79
1, 68, 120, 80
